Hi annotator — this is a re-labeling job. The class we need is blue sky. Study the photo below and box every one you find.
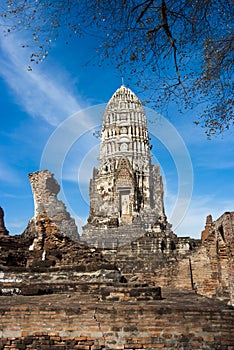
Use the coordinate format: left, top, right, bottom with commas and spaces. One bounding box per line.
0, 24, 233, 239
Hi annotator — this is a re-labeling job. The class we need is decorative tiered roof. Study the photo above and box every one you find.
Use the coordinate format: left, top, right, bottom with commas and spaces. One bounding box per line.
99, 85, 151, 171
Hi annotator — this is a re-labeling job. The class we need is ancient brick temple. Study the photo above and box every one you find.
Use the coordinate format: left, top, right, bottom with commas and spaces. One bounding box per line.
82, 85, 172, 247
0, 85, 233, 349
88, 84, 165, 225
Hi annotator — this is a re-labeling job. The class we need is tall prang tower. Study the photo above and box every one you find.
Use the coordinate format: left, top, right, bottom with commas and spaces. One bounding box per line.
82, 85, 167, 247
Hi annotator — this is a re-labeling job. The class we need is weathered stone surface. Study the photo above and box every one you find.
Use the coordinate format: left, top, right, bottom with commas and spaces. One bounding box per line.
24, 170, 79, 242
82, 85, 167, 247
0, 207, 9, 236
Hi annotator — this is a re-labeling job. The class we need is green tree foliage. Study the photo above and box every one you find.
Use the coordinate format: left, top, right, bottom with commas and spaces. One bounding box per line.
1, 0, 233, 135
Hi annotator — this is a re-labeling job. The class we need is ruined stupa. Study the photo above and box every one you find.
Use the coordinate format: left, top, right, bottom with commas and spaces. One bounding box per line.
82, 85, 171, 247
23, 170, 80, 243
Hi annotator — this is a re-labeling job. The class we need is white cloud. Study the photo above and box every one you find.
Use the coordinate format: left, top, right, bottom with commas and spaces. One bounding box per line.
0, 31, 81, 125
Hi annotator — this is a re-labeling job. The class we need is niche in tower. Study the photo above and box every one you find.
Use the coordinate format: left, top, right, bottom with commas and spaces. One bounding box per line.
118, 188, 132, 224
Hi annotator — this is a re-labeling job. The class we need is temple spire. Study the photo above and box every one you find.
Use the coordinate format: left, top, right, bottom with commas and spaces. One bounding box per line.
99, 85, 150, 168
82, 84, 165, 235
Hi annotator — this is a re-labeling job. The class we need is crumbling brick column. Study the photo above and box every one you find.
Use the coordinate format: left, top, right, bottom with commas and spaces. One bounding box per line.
0, 207, 9, 236
25, 170, 80, 242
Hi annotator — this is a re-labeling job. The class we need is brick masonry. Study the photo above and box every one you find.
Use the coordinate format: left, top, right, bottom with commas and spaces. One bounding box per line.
91, 212, 233, 307
0, 290, 233, 349
152, 212, 234, 306
24, 170, 80, 242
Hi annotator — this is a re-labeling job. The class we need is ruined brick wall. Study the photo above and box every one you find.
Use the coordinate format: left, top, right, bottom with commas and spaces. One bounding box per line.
0, 291, 233, 349
25, 170, 79, 242
201, 214, 213, 242
214, 212, 234, 306
81, 223, 146, 249
148, 212, 234, 306
172, 212, 234, 305
101, 228, 200, 275
100, 212, 233, 306
153, 236, 226, 297
0, 236, 121, 287
0, 207, 8, 236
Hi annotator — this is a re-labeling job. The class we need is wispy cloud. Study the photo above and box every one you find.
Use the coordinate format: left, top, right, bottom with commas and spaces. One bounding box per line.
198, 159, 234, 170
63, 145, 99, 184
8, 221, 27, 229
0, 31, 81, 125
171, 195, 233, 238
170, 111, 234, 147
0, 160, 21, 184
2, 193, 31, 199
